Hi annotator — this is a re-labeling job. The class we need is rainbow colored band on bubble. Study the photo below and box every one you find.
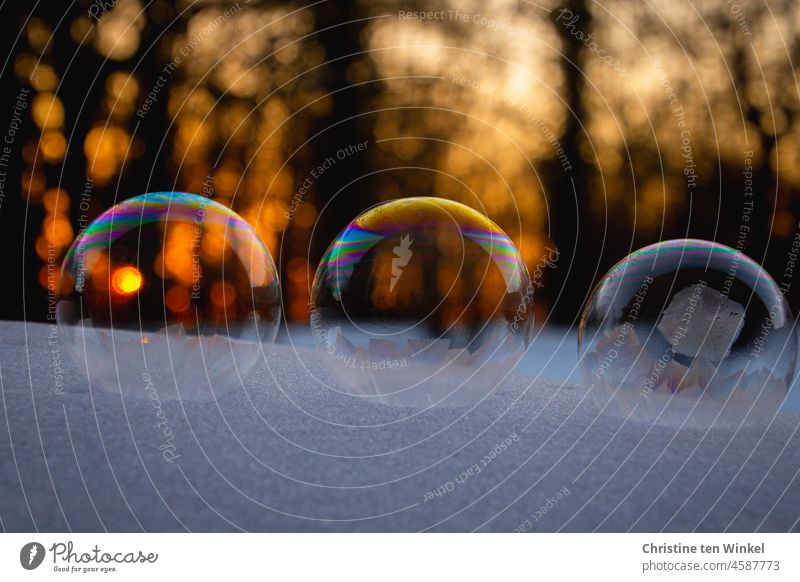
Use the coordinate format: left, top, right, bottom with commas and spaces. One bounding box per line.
63, 191, 274, 287
596, 239, 787, 326
66, 192, 255, 256
322, 225, 386, 300
320, 197, 524, 299
460, 227, 522, 291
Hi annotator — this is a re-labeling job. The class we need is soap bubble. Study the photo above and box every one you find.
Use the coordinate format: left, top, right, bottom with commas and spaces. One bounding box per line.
579, 239, 796, 428
56, 192, 281, 399
310, 197, 534, 407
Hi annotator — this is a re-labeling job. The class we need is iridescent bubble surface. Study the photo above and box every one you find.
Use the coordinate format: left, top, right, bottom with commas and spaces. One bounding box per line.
310, 197, 534, 407
56, 192, 281, 399
578, 239, 796, 428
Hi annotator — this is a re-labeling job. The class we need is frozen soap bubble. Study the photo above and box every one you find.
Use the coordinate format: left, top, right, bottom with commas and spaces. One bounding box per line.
310, 197, 534, 407
578, 239, 796, 428
56, 192, 281, 400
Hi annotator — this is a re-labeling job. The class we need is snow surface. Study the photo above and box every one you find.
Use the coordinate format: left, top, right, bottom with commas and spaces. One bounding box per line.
1, 321, 799, 532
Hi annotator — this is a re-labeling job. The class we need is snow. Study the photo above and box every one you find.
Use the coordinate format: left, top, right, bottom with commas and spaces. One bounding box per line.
0, 321, 799, 532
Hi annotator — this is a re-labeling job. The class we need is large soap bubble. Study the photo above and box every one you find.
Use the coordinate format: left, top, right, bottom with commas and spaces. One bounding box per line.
579, 239, 796, 428
56, 192, 281, 399
310, 197, 534, 407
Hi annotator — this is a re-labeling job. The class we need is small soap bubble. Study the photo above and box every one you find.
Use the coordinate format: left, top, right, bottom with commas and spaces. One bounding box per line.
310, 197, 534, 407
56, 192, 281, 399
578, 239, 796, 428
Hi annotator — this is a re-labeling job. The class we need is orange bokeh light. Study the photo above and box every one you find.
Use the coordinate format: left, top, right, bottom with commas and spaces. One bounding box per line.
166, 286, 191, 312
210, 281, 236, 308
111, 265, 143, 295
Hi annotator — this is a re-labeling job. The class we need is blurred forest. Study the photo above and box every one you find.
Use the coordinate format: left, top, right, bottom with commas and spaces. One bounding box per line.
3, 0, 800, 325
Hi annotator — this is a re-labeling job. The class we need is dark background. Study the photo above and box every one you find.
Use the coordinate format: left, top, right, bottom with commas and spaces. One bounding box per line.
2, 0, 799, 326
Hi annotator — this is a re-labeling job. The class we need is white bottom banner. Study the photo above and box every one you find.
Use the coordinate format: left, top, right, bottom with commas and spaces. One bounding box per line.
1, 533, 798, 581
